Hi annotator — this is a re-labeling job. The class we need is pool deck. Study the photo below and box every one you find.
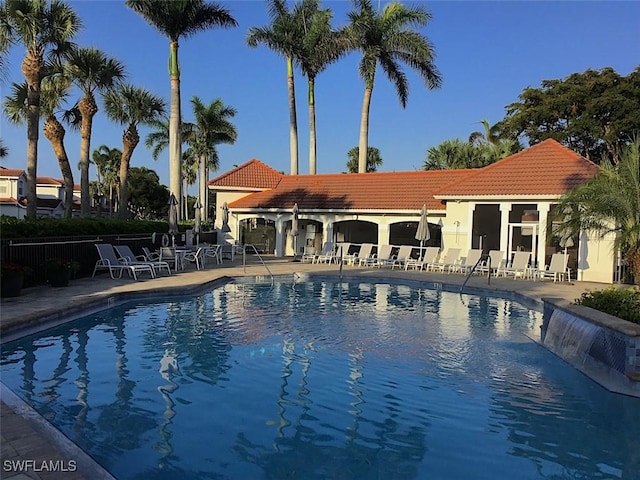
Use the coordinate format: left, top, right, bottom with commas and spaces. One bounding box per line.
0, 256, 613, 480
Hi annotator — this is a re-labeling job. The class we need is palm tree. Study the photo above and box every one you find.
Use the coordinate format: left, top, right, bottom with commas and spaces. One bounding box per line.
65, 47, 125, 217
183, 96, 237, 220
346, 146, 382, 172
555, 139, 640, 285
126, 0, 237, 220
469, 119, 521, 159
0, 139, 8, 157
1, 0, 81, 218
103, 84, 166, 218
346, 0, 441, 173
181, 150, 198, 220
4, 75, 76, 217
247, 0, 316, 176
296, 2, 347, 175
91, 144, 121, 216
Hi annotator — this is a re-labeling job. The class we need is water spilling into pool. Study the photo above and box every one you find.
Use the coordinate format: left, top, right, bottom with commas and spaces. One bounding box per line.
1, 280, 639, 479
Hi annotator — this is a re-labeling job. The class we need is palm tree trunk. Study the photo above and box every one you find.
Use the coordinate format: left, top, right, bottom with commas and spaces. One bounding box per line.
287, 56, 298, 175
117, 125, 139, 219
358, 84, 373, 174
79, 94, 98, 217
169, 39, 183, 221
43, 116, 75, 218
308, 77, 316, 175
199, 154, 206, 221
628, 246, 640, 286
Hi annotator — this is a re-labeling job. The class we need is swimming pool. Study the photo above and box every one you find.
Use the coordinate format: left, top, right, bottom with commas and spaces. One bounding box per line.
1, 279, 639, 479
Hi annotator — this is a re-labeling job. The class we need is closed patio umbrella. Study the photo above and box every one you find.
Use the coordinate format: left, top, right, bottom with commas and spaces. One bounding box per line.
292, 203, 299, 258
221, 202, 231, 233
415, 204, 430, 258
168, 194, 179, 247
193, 198, 202, 245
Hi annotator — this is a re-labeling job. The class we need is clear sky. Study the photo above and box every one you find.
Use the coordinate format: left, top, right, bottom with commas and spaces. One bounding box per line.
1, 0, 638, 189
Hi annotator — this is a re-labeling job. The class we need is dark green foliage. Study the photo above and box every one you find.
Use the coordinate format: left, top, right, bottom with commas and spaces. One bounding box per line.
574, 287, 640, 324
0, 216, 173, 239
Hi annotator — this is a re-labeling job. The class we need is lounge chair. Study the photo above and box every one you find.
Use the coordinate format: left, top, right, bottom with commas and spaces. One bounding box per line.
538, 252, 570, 282
452, 249, 483, 274
356, 243, 376, 266
404, 246, 439, 271
426, 248, 461, 272
93, 243, 155, 280
391, 245, 415, 270
115, 245, 171, 276
498, 251, 532, 279
374, 245, 395, 268
330, 242, 351, 264
477, 250, 505, 276
314, 242, 336, 264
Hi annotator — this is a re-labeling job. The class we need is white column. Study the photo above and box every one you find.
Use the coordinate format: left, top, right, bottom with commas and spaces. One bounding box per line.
325, 220, 334, 245
275, 217, 285, 257
537, 203, 550, 269
378, 221, 390, 246
499, 203, 511, 255
467, 202, 475, 250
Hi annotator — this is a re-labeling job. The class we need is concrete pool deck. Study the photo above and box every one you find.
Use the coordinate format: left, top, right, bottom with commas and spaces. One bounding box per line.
0, 256, 614, 480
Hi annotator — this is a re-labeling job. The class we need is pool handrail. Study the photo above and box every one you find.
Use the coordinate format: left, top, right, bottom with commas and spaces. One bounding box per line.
460, 252, 491, 294
242, 244, 274, 285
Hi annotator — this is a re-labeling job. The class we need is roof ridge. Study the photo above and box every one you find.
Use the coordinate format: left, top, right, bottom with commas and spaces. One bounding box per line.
210, 158, 282, 184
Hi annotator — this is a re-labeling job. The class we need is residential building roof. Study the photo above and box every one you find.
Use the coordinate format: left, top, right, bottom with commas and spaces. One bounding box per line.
0, 168, 24, 177
229, 169, 473, 211
208, 159, 282, 190
434, 139, 599, 198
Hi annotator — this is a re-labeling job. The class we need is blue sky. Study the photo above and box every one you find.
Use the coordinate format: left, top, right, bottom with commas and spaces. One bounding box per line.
1, 0, 638, 189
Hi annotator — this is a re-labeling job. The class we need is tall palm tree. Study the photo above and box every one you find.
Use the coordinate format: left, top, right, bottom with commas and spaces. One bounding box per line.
126, 0, 237, 220
65, 47, 125, 217
103, 84, 165, 218
1, 0, 81, 218
468, 119, 521, 159
346, 145, 382, 173
4, 75, 76, 217
91, 144, 121, 216
346, 0, 441, 173
184, 96, 237, 220
0, 139, 8, 157
181, 150, 197, 220
247, 0, 316, 176
555, 139, 640, 285
296, 2, 347, 174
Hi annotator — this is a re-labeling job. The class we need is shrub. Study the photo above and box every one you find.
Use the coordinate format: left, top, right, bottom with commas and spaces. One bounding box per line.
574, 287, 640, 324
44, 258, 81, 273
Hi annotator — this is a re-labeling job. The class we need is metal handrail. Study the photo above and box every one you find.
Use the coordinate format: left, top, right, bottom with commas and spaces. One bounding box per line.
242, 244, 274, 285
460, 253, 491, 293
339, 245, 343, 281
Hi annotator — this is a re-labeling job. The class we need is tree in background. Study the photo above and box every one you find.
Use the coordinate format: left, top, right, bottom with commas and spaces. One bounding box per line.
103, 84, 165, 218
346, 0, 441, 173
126, 0, 237, 221
91, 144, 121, 216
1, 0, 81, 219
127, 166, 170, 219
424, 139, 498, 170
468, 119, 521, 158
555, 139, 640, 285
498, 67, 640, 165
65, 47, 125, 217
346, 146, 382, 173
0, 139, 7, 157
4, 74, 76, 217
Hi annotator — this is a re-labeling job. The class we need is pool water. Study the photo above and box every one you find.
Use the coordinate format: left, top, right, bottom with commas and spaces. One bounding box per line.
1, 280, 639, 480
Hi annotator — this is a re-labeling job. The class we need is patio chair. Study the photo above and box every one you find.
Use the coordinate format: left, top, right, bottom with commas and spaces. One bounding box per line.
538, 252, 570, 282
205, 244, 222, 265
92, 243, 155, 281
183, 247, 206, 270
498, 251, 532, 279
404, 246, 439, 271
477, 250, 505, 276
391, 245, 415, 270
356, 243, 376, 266
142, 247, 161, 262
330, 242, 351, 264
307, 242, 334, 264
426, 248, 461, 272
374, 245, 395, 268
115, 245, 171, 276
453, 249, 483, 275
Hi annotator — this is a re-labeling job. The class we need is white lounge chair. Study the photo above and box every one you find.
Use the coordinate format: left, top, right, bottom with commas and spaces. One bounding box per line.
392, 245, 415, 270
374, 245, 395, 268
404, 246, 439, 271
115, 245, 171, 276
538, 252, 570, 282
93, 244, 155, 280
356, 243, 376, 266
314, 242, 336, 264
477, 250, 505, 276
427, 248, 461, 272
498, 251, 532, 279
453, 249, 483, 274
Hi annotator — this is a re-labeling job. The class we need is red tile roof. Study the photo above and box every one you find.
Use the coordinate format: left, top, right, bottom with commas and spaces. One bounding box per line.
209, 159, 282, 189
435, 139, 599, 198
230, 170, 472, 211
36, 176, 63, 185
0, 168, 24, 177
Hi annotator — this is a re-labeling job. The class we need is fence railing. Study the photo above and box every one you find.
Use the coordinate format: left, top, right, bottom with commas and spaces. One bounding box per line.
1, 231, 217, 286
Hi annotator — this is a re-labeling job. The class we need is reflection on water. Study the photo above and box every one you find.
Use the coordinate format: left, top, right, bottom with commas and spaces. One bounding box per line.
1, 281, 639, 480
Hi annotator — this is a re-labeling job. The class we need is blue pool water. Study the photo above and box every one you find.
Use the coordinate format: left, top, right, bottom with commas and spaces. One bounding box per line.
1, 279, 639, 480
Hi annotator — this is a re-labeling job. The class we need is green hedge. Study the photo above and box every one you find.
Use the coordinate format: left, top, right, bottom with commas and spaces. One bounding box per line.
0, 216, 179, 239
574, 287, 640, 324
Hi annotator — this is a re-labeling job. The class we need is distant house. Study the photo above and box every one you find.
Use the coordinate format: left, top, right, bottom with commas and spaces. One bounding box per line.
0, 168, 27, 219
208, 139, 618, 283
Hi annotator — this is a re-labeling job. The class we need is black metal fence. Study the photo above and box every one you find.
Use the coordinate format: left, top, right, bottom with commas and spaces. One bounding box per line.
1, 231, 218, 286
